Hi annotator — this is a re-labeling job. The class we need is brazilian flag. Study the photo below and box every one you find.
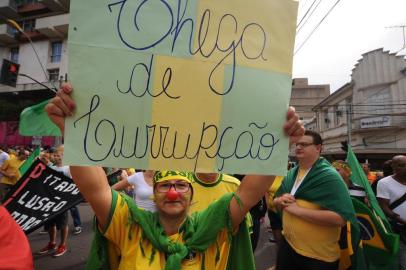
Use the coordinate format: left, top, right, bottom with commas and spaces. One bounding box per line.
19, 99, 61, 136
353, 198, 399, 269
18, 146, 40, 176
346, 146, 400, 269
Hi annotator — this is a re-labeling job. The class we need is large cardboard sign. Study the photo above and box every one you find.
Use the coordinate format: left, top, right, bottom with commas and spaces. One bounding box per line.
65, 0, 298, 175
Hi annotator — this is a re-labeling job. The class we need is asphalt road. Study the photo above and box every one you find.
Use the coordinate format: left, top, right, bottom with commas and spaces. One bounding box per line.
29, 203, 277, 269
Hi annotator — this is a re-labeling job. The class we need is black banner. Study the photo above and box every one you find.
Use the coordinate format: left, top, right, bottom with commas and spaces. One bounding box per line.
2, 159, 83, 234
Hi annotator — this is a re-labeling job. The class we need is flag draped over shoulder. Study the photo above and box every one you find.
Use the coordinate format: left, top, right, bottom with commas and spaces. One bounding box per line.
347, 146, 399, 269
19, 99, 61, 136
18, 146, 40, 175
276, 157, 362, 269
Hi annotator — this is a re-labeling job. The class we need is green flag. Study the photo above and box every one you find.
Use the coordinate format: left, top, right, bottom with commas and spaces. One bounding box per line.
19, 99, 61, 136
19, 146, 41, 175
346, 146, 399, 269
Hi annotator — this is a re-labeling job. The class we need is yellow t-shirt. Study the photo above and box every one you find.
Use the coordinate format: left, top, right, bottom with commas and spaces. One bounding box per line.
190, 174, 240, 213
267, 176, 284, 212
103, 191, 232, 270
282, 199, 342, 262
0, 157, 24, 185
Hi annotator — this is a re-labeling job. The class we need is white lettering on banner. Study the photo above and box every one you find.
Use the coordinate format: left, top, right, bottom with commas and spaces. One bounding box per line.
54, 181, 69, 191
11, 211, 43, 230
20, 217, 41, 231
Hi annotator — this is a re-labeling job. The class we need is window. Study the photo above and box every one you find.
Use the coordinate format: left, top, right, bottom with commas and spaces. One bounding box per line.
22, 19, 35, 32
324, 111, 330, 129
48, 69, 60, 82
51, 42, 62, 63
10, 47, 19, 63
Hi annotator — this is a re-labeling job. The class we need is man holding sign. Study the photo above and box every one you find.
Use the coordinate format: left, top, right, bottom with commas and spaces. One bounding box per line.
45, 83, 303, 269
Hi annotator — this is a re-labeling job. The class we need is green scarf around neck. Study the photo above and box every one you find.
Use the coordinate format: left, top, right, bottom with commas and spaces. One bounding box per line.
86, 191, 255, 270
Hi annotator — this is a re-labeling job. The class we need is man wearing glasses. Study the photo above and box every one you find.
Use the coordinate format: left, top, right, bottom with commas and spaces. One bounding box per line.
273, 130, 358, 270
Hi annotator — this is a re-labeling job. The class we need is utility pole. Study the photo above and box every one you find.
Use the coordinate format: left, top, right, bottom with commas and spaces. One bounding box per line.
386, 25, 406, 51
346, 102, 352, 147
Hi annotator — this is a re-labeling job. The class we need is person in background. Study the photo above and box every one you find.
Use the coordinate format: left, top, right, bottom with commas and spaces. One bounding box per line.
332, 160, 367, 203
267, 175, 284, 247
126, 167, 136, 176
0, 147, 9, 181
38, 146, 74, 257
372, 160, 393, 195
274, 131, 356, 270
38, 150, 52, 166
377, 155, 406, 270
362, 163, 377, 185
0, 149, 29, 201
112, 170, 156, 212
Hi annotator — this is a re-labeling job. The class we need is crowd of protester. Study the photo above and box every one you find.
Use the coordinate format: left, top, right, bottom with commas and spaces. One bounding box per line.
0, 86, 405, 270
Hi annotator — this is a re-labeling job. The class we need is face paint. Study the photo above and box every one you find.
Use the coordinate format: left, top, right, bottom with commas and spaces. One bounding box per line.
166, 187, 179, 201
181, 192, 191, 203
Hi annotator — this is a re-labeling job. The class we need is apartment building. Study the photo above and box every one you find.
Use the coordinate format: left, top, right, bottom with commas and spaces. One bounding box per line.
290, 78, 330, 122
0, 0, 69, 146
313, 48, 406, 168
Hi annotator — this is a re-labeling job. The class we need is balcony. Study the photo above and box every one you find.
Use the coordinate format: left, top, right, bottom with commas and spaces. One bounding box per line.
0, 0, 21, 20
17, 1, 50, 16
14, 29, 46, 42
36, 12, 68, 38
0, 23, 18, 44
38, 0, 69, 12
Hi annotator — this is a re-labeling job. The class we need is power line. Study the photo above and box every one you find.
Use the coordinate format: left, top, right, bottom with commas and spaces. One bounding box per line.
294, 0, 343, 55
296, 0, 323, 34
296, 0, 318, 29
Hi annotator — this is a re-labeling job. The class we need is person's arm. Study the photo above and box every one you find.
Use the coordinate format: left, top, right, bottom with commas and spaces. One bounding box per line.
377, 198, 406, 225
0, 161, 9, 177
376, 180, 406, 224
273, 193, 296, 212
111, 177, 131, 191
283, 202, 346, 227
0, 160, 14, 179
229, 107, 304, 230
46, 83, 112, 228
70, 166, 112, 228
230, 175, 275, 230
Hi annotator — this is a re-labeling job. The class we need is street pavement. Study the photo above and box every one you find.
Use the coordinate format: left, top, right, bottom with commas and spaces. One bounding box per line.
29, 203, 277, 270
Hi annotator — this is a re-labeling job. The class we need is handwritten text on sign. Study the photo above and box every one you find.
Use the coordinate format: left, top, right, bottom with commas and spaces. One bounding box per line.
65, 0, 298, 174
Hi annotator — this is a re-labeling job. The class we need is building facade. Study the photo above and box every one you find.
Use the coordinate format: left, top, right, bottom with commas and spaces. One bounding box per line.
290, 78, 330, 121
313, 49, 406, 168
0, 0, 69, 146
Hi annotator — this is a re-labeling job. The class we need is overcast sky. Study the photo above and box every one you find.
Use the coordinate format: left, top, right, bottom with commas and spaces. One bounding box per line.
292, 0, 406, 92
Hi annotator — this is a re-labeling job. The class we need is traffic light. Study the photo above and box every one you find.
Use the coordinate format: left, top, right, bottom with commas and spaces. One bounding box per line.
0, 59, 20, 87
340, 141, 348, 152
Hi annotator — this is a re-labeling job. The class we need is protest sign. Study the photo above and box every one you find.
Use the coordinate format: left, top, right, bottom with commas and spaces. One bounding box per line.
65, 0, 298, 175
2, 160, 83, 234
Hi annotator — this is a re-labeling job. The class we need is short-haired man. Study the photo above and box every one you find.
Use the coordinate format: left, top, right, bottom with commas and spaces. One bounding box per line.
377, 155, 406, 270
274, 130, 357, 270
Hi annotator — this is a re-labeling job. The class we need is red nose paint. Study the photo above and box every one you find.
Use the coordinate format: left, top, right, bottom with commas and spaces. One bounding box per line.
166, 188, 179, 201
